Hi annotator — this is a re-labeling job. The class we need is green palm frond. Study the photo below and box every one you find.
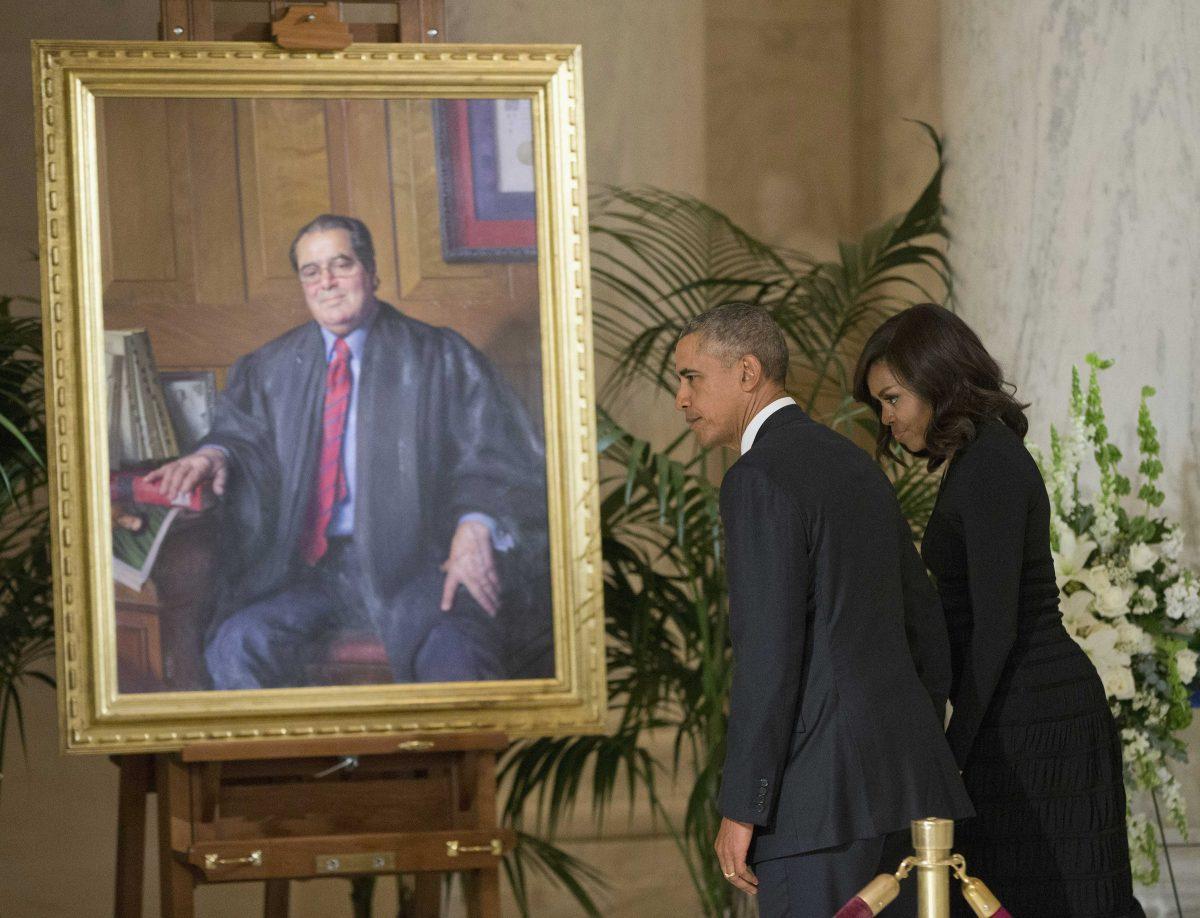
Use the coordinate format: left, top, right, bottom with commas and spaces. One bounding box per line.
503, 832, 607, 917
589, 128, 949, 436
0, 294, 53, 804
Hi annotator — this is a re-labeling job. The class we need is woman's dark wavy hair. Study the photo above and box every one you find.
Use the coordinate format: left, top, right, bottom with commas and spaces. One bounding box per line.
852, 303, 1029, 470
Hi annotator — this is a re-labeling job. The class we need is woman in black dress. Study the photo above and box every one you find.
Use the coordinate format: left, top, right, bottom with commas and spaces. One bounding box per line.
853, 304, 1134, 917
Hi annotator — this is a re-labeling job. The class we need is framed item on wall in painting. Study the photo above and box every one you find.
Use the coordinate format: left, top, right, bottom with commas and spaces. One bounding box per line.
433, 98, 538, 262
158, 370, 217, 454
33, 41, 603, 753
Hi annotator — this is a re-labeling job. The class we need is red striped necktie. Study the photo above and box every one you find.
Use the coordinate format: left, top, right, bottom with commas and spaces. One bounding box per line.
302, 337, 352, 565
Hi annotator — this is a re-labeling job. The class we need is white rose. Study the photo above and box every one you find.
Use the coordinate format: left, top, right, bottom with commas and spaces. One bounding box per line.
1116, 621, 1154, 655
1079, 567, 1134, 618
1094, 581, 1135, 619
1128, 543, 1158, 574
1077, 565, 1111, 596
1176, 649, 1198, 686
1101, 664, 1137, 701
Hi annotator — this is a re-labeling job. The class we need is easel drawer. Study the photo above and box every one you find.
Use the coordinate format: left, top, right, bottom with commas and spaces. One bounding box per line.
188, 829, 518, 881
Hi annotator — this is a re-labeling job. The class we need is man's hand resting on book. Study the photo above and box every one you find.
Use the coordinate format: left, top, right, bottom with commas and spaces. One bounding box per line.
145, 447, 228, 501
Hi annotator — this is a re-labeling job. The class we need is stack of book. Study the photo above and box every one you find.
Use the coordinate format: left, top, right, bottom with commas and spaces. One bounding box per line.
106, 329, 215, 590
104, 329, 179, 468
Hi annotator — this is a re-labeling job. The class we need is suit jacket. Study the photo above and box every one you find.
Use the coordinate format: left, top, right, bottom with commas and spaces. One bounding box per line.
717, 405, 973, 862
203, 304, 550, 644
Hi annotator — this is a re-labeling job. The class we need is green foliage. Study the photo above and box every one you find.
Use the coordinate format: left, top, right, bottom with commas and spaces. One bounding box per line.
0, 295, 53, 798
1137, 386, 1165, 509
504, 129, 950, 915
591, 123, 949, 433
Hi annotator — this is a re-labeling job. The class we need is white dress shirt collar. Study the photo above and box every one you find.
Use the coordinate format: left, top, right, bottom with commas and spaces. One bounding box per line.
740, 396, 797, 455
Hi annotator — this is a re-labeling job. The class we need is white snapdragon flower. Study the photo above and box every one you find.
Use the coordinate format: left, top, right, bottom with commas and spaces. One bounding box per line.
1162, 773, 1187, 828
1054, 523, 1098, 589
1176, 648, 1198, 686
1122, 727, 1151, 757
1161, 525, 1184, 564
1164, 578, 1200, 623
1128, 543, 1158, 574
1131, 691, 1168, 727
1131, 585, 1158, 614
1092, 504, 1119, 553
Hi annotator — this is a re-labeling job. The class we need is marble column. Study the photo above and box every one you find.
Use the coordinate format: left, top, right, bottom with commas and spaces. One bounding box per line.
942, 5, 1200, 910
941, 2, 1200, 551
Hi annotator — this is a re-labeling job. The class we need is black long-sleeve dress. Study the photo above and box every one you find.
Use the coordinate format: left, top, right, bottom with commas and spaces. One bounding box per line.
921, 419, 1134, 917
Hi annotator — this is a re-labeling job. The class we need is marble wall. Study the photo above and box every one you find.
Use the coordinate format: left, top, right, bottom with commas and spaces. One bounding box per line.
942, 6, 1200, 912
941, 1, 1200, 553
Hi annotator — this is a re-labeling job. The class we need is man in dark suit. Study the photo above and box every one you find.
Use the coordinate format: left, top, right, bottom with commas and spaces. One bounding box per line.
673, 303, 972, 916
147, 214, 552, 687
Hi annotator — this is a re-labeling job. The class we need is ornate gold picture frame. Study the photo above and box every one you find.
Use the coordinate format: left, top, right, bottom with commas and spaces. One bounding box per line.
33, 41, 604, 753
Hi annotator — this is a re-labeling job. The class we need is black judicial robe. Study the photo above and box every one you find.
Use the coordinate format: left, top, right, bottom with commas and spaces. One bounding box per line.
203, 303, 550, 661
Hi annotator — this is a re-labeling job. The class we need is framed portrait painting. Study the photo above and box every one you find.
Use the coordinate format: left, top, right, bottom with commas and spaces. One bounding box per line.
33, 41, 605, 752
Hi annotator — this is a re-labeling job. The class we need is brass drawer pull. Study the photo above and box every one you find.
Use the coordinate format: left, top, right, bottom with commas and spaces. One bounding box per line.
396, 740, 435, 752
204, 850, 263, 870
446, 839, 503, 857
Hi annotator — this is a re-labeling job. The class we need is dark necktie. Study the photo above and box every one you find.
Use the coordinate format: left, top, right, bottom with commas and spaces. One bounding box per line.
302, 337, 351, 565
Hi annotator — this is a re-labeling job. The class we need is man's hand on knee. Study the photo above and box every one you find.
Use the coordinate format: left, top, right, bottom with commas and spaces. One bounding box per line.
439, 518, 501, 616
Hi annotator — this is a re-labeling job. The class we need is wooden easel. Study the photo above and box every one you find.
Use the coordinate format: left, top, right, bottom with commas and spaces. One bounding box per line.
115, 733, 513, 917
111, 5, 514, 916
159, 0, 444, 44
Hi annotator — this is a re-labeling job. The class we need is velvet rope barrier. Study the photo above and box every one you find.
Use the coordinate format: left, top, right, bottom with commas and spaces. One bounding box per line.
832, 818, 1014, 918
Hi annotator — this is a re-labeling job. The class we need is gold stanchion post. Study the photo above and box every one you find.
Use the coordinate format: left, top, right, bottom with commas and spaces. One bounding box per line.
836, 817, 1011, 917
912, 817, 954, 918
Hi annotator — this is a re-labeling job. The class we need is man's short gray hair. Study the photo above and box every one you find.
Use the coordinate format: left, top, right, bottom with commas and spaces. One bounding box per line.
678, 302, 789, 383
289, 214, 378, 278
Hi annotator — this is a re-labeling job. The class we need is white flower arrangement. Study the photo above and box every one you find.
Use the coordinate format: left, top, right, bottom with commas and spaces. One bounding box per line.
1031, 354, 1199, 885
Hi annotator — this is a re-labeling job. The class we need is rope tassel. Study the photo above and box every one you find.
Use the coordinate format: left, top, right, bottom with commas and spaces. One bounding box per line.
958, 872, 1011, 917
834, 873, 900, 917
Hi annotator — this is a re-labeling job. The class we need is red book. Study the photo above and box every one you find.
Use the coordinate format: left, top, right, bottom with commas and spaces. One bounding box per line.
110, 470, 215, 512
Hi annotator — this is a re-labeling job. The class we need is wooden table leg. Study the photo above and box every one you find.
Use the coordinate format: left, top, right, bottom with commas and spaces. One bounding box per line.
264, 878, 290, 917
413, 873, 441, 916
156, 755, 196, 918
114, 755, 152, 917
465, 869, 501, 918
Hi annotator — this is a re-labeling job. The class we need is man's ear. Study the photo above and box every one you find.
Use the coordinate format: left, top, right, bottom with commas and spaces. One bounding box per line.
739, 354, 764, 392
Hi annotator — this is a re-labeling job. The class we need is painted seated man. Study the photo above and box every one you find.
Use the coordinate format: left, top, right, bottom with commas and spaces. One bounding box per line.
147, 214, 552, 688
